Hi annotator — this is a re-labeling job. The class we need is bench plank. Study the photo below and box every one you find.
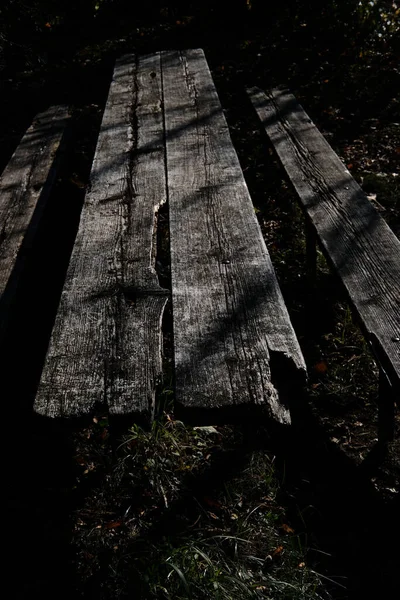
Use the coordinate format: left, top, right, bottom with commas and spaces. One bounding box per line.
35, 55, 168, 419
0, 105, 69, 339
248, 87, 400, 398
163, 51, 306, 422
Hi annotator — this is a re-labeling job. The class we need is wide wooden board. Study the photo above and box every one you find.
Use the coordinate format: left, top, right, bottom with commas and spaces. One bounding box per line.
35, 55, 168, 419
248, 86, 400, 397
163, 51, 306, 423
0, 105, 69, 340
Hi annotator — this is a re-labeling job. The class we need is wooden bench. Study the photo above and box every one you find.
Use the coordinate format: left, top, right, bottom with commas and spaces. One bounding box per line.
34, 50, 306, 424
0, 105, 70, 343
248, 87, 400, 441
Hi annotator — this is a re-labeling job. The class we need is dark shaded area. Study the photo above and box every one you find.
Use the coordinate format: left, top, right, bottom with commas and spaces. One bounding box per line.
1, 2, 399, 599
6, 407, 398, 599
274, 402, 400, 600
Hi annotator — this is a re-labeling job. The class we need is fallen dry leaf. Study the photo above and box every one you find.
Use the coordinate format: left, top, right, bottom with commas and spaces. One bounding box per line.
272, 545, 284, 558
314, 360, 328, 374
106, 521, 122, 530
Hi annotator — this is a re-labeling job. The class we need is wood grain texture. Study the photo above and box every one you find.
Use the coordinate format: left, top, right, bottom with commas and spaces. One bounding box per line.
0, 105, 69, 340
248, 86, 400, 398
163, 50, 306, 423
35, 54, 168, 419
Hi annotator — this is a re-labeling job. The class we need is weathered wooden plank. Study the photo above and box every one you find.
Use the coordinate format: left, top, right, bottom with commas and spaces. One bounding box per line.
0, 105, 69, 340
35, 54, 168, 419
248, 86, 400, 399
163, 50, 306, 423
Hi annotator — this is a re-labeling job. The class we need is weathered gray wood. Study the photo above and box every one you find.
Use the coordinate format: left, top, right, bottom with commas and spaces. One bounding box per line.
163, 50, 306, 423
35, 54, 168, 419
0, 105, 69, 340
248, 86, 400, 402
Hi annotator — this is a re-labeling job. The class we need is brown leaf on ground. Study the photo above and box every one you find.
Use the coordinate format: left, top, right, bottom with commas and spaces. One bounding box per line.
314, 360, 328, 374
272, 545, 284, 558
106, 521, 123, 530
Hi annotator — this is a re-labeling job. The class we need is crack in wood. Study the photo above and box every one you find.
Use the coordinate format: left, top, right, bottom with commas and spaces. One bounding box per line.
34, 58, 168, 419
267, 90, 397, 299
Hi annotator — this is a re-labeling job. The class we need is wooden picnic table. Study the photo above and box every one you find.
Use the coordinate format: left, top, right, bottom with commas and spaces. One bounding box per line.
32, 50, 306, 424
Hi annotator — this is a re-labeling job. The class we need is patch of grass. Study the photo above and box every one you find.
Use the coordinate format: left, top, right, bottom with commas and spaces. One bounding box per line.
71, 415, 329, 599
